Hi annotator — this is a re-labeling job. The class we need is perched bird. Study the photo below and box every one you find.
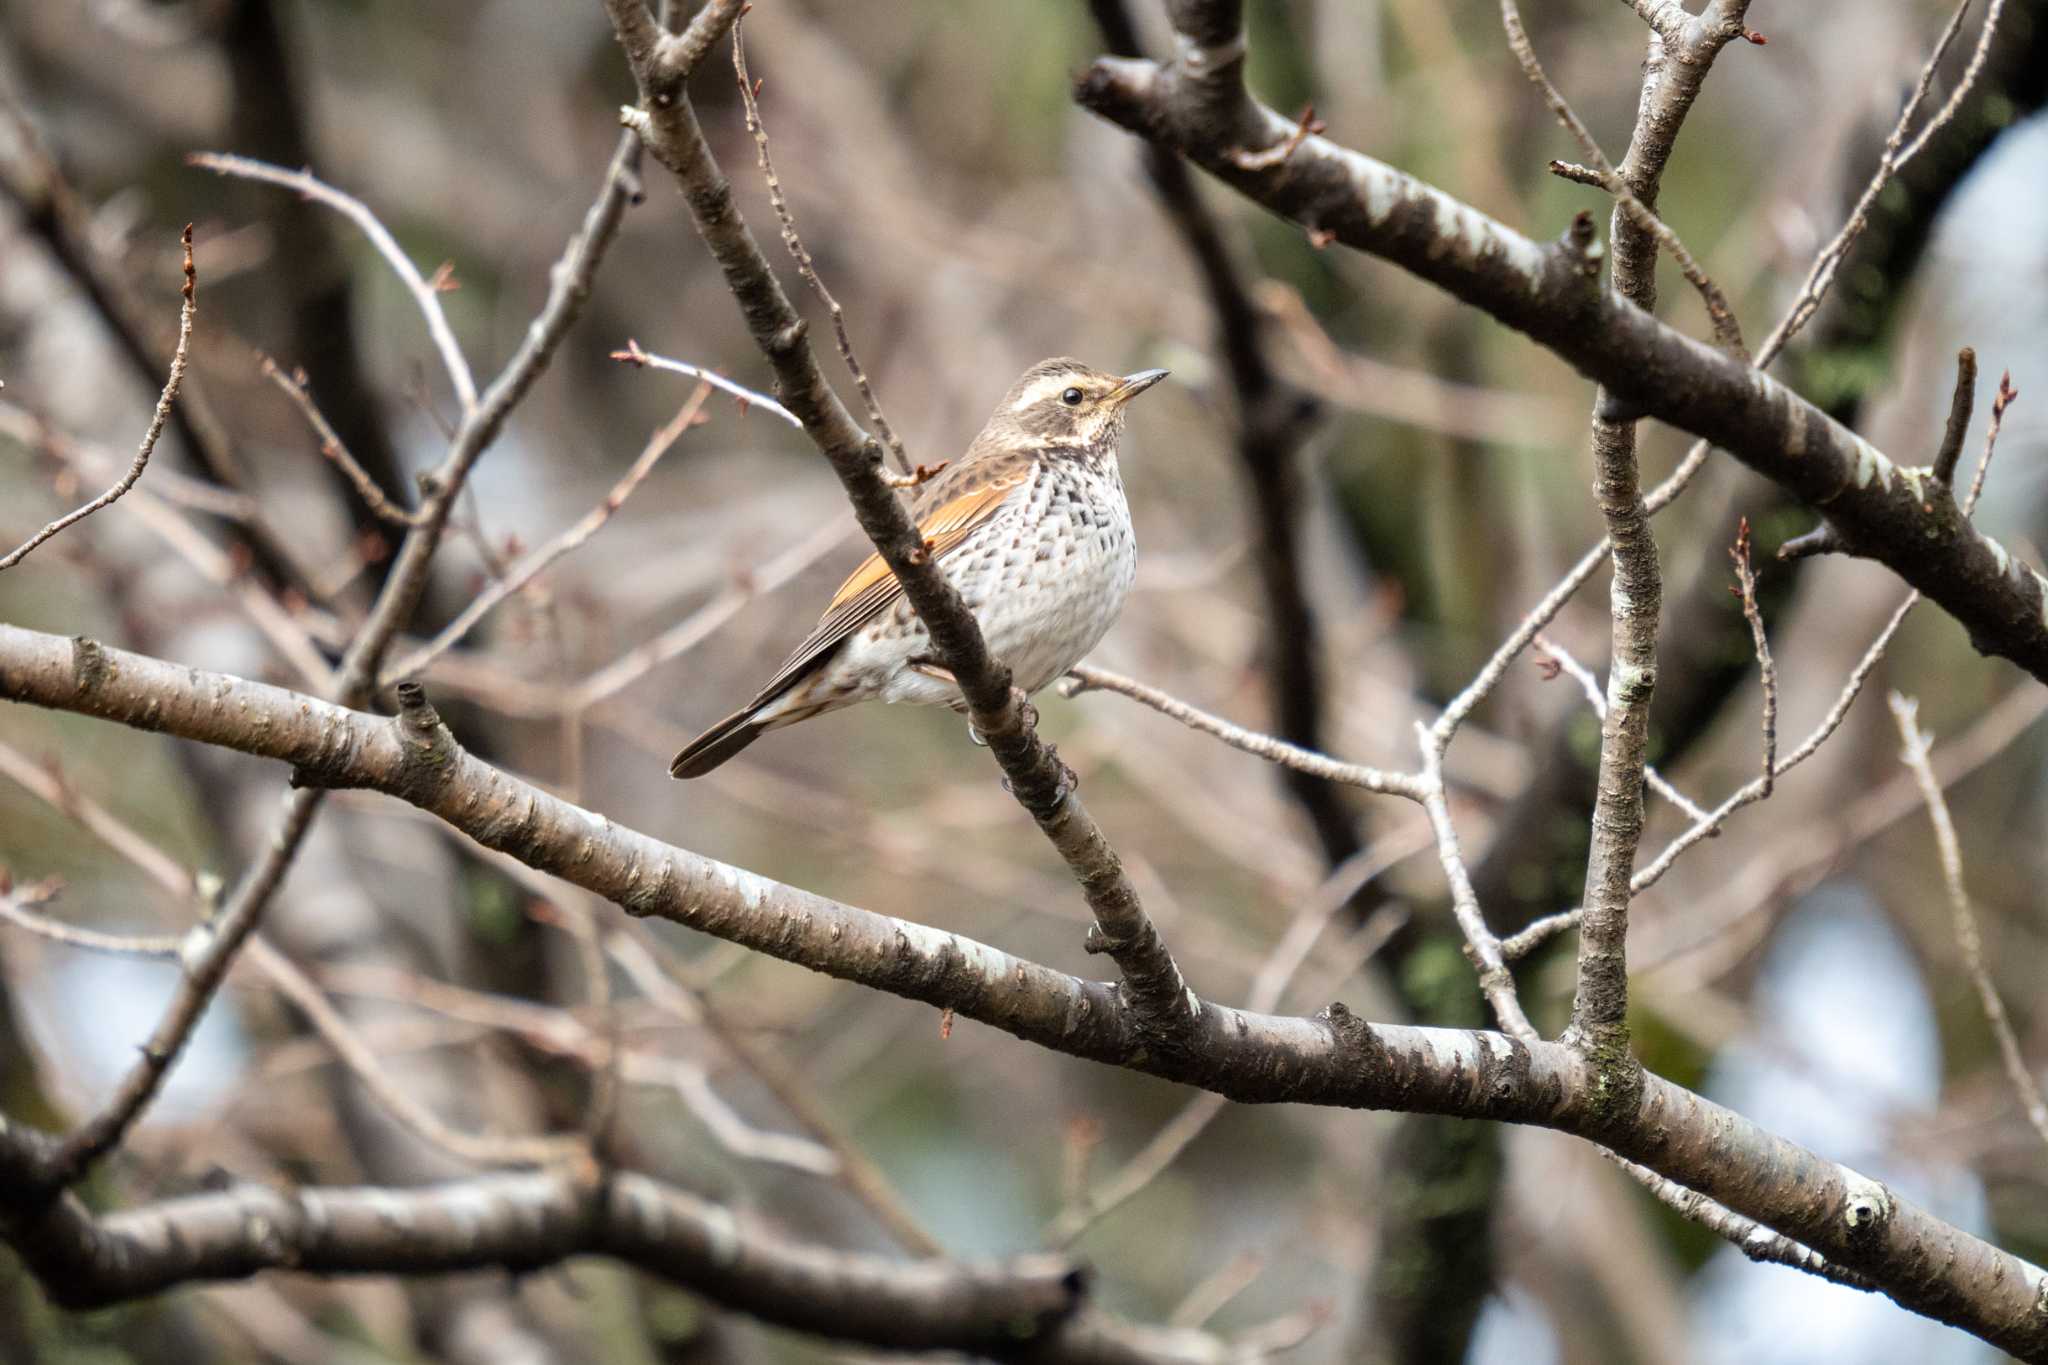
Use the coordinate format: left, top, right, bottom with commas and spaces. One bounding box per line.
670, 357, 1167, 778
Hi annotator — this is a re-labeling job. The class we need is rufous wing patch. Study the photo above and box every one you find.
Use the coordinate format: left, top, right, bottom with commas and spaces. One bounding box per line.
735, 461, 1031, 710
824, 469, 1027, 615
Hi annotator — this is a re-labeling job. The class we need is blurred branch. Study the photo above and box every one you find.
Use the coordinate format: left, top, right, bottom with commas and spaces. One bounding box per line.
1049, 841, 1417, 1244
606, 1, 1198, 1036
1091, 0, 1354, 869
0, 102, 247, 497
39, 784, 321, 1190
0, 225, 193, 571
1890, 694, 2048, 1155
0, 1162, 1099, 1352
2, 622, 2036, 1349
260, 354, 426, 528
192, 153, 477, 413
381, 381, 714, 685
10, 120, 645, 1203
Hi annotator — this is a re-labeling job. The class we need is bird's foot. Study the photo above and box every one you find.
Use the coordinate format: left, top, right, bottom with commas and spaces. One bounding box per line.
1001, 743, 1079, 806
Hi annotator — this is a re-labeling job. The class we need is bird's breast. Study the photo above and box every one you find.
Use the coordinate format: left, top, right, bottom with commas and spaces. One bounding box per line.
951, 456, 1135, 694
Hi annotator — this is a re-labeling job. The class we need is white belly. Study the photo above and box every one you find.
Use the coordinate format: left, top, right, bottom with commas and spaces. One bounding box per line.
833, 457, 1136, 706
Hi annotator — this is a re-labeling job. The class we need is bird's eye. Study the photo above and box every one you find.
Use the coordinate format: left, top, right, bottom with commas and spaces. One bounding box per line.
1061, 387, 1084, 406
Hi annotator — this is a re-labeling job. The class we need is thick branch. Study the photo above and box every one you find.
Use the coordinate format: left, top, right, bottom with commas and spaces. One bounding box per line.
5, 625, 2047, 1357
0, 1153, 1107, 1356
1073, 42, 2048, 685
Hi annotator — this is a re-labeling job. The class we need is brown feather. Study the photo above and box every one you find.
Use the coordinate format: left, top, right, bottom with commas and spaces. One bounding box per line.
671, 357, 1160, 779
710, 454, 1033, 725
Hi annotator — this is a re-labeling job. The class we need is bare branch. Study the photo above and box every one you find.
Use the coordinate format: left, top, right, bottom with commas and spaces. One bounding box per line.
732, 22, 910, 473
5, 623, 2047, 1353
1497, 0, 1746, 353
610, 340, 801, 426
1060, 665, 1427, 800
43, 783, 322, 1189
0, 226, 194, 571
1532, 638, 1707, 821
1898, 0, 2010, 166
381, 381, 714, 685
606, 5, 1197, 1035
1891, 694, 2048, 1153
260, 354, 425, 527
1416, 723, 1536, 1043
0, 881, 183, 958
1728, 518, 1778, 798
1049, 839, 1420, 1244
1075, 16, 2048, 686
191, 154, 479, 413
1630, 591, 1916, 898
332, 130, 642, 706
1932, 346, 1979, 488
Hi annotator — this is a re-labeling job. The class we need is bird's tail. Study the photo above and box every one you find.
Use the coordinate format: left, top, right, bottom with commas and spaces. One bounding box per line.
670, 704, 769, 779
670, 695, 838, 778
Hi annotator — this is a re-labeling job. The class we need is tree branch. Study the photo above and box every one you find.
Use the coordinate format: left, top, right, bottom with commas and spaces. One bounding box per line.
1073, 14, 2048, 686
7, 624, 2036, 1358
0, 227, 195, 572
603, 1, 1197, 1036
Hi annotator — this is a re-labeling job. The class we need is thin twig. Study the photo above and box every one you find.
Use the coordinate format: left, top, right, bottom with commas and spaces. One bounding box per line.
190, 154, 478, 413
607, 928, 943, 1253
1498, 2, 1746, 353
610, 339, 801, 427
1060, 665, 1427, 801
260, 354, 425, 527
1532, 637, 1708, 821
1898, 0, 2008, 166
1435, 0, 2003, 728
44, 785, 323, 1187
1890, 694, 2048, 1152
1728, 518, 1777, 798
247, 936, 587, 1168
732, 23, 909, 473
1966, 371, 2017, 516
0, 227, 195, 572
381, 381, 713, 684
1773, 0, 1985, 347
1633, 366, 2016, 896
1501, 908, 1579, 961
0, 880, 184, 958
1417, 724, 1536, 1042
1932, 347, 1979, 487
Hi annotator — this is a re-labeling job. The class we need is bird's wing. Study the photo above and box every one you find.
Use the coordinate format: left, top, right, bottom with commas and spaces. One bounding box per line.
741, 457, 1033, 708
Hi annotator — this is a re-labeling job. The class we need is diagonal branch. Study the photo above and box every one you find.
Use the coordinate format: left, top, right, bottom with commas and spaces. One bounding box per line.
602, 0, 1197, 1037
0, 227, 195, 571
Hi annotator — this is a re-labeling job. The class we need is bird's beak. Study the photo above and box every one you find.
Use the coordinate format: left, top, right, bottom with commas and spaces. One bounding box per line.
1110, 368, 1170, 405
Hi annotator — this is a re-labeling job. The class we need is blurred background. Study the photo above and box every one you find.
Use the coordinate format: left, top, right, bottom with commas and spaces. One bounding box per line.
1, 0, 2045, 1361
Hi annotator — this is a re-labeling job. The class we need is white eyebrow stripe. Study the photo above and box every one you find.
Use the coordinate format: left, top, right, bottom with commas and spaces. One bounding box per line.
1011, 374, 1079, 412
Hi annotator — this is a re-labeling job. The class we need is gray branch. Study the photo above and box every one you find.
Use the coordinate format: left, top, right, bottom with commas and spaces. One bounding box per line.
1073, 7, 2048, 686
4, 621, 2046, 1358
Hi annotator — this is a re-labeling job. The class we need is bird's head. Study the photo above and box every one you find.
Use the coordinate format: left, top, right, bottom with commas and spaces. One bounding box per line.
990, 357, 1169, 449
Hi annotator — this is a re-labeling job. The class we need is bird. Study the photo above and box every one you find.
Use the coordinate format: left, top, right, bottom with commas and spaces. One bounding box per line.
670, 357, 1168, 778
